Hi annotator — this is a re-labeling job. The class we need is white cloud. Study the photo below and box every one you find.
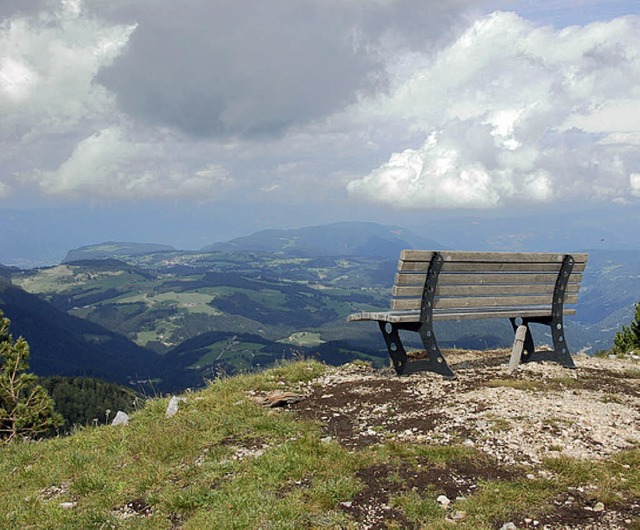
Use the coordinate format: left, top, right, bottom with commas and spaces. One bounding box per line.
631, 173, 640, 197
348, 12, 640, 208
0, 3, 136, 139
0, 56, 38, 102
40, 127, 235, 200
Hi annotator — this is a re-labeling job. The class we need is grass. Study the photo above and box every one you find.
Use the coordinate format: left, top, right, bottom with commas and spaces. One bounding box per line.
1, 359, 639, 529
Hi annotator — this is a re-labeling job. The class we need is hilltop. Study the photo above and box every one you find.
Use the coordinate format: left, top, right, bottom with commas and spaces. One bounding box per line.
1, 352, 638, 529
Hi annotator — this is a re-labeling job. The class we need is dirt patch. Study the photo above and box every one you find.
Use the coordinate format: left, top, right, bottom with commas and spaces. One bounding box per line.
291, 378, 446, 448
509, 491, 640, 530
340, 456, 514, 530
289, 352, 640, 463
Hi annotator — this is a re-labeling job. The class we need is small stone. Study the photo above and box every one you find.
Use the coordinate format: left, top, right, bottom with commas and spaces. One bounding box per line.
499, 523, 517, 530
593, 502, 605, 512
111, 411, 129, 426
340, 501, 352, 508
526, 473, 535, 480
165, 396, 187, 418
437, 494, 451, 508
59, 502, 77, 509
450, 510, 466, 520
463, 439, 475, 446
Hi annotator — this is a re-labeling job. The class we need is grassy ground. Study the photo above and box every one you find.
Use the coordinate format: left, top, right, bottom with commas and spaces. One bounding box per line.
1, 360, 638, 529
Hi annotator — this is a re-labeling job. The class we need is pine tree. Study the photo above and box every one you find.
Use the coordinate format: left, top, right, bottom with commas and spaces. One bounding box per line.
0, 310, 63, 442
612, 302, 640, 354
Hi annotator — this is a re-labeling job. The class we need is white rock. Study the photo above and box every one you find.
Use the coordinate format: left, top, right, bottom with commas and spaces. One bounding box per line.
437, 494, 451, 507
593, 502, 605, 512
59, 502, 77, 509
111, 411, 129, 426
499, 523, 517, 530
165, 396, 187, 418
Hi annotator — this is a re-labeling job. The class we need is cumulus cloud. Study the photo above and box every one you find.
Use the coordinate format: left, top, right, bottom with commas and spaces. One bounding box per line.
0, 3, 136, 139
348, 12, 640, 207
40, 127, 235, 199
631, 173, 640, 197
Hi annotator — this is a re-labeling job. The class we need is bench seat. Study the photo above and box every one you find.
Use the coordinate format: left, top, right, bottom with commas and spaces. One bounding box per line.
348, 306, 577, 324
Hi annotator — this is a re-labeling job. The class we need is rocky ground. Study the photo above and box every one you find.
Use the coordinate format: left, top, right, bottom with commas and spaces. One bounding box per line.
284, 350, 640, 529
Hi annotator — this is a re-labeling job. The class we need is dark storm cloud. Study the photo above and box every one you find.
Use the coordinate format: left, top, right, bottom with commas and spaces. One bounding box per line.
94, 0, 476, 138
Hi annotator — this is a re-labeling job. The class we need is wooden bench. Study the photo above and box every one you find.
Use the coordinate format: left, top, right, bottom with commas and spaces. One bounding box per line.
347, 251, 588, 378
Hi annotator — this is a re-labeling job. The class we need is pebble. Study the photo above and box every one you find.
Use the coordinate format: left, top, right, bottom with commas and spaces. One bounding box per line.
110, 411, 129, 426
59, 502, 77, 509
450, 510, 466, 520
499, 523, 517, 530
437, 494, 451, 508
593, 501, 605, 512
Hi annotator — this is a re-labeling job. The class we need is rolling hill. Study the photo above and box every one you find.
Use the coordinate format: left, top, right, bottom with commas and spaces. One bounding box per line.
0, 279, 160, 386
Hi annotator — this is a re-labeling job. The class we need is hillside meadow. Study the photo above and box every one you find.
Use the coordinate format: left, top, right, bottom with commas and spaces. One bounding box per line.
1, 352, 639, 529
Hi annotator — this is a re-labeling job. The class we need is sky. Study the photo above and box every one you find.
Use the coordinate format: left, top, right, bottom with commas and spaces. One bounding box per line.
1, 0, 639, 265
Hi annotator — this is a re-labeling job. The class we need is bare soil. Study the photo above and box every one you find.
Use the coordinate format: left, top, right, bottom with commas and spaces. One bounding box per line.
286, 350, 640, 529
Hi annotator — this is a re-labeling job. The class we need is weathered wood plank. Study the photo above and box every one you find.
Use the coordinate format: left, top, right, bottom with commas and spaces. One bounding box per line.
394, 272, 584, 286
392, 282, 581, 298
390, 293, 579, 311
347, 307, 577, 323
398, 261, 586, 273
400, 250, 588, 264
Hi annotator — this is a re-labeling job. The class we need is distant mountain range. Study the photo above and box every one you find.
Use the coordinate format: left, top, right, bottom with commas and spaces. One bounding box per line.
63, 242, 176, 263
1, 221, 638, 391
204, 221, 443, 258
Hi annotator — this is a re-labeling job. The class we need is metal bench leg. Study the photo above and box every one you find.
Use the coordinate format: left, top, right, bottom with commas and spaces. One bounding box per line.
378, 321, 456, 378
378, 321, 409, 375
407, 322, 456, 378
507, 254, 576, 369
549, 315, 575, 368
528, 316, 575, 368
510, 317, 576, 369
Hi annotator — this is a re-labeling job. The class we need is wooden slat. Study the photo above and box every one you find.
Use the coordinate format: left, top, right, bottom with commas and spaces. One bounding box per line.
390, 293, 579, 311
394, 272, 583, 286
400, 250, 588, 264
347, 307, 577, 323
392, 282, 581, 298
398, 261, 586, 273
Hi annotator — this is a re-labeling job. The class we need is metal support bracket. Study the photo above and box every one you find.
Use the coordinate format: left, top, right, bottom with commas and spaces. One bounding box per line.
508, 255, 576, 369
377, 252, 456, 378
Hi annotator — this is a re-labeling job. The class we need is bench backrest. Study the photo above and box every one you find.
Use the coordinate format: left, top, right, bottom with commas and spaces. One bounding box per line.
391, 251, 588, 312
